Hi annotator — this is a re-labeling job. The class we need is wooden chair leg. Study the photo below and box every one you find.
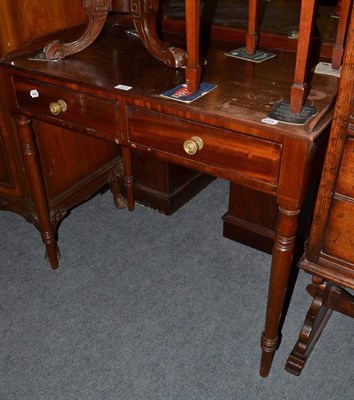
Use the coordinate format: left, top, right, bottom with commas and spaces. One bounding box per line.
290, 0, 318, 114
185, 0, 202, 93
332, 0, 352, 70
246, 0, 259, 55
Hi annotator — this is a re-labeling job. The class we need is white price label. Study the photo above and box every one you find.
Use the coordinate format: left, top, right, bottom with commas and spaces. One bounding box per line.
30, 89, 39, 98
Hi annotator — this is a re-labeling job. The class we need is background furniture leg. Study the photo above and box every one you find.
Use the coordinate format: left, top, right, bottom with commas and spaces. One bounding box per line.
246, 0, 259, 55
185, 0, 202, 92
332, 0, 351, 69
290, 0, 318, 114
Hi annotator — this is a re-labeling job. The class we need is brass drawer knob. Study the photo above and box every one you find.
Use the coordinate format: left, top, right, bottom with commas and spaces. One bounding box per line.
49, 99, 67, 116
183, 136, 204, 155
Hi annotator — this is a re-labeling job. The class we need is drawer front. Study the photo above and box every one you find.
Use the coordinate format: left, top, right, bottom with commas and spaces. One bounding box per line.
323, 198, 354, 265
127, 106, 281, 186
336, 137, 354, 198
13, 76, 120, 137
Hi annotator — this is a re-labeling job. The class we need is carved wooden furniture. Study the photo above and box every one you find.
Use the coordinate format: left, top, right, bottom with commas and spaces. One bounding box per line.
285, 4, 354, 376
0, 1, 213, 269
42, 0, 196, 88
0, 1, 126, 271
0, 19, 339, 376
38, 0, 347, 111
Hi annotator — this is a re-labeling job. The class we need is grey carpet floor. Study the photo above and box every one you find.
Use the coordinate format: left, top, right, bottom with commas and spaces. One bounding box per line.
1, 179, 353, 400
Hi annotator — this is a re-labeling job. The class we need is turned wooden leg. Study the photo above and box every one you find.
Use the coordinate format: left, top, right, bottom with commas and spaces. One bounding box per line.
290, 0, 318, 114
260, 205, 300, 377
16, 116, 59, 269
285, 282, 333, 376
185, 0, 202, 93
44, 0, 112, 60
121, 147, 135, 211
130, 0, 187, 68
332, 0, 351, 70
246, 0, 259, 55
108, 156, 127, 209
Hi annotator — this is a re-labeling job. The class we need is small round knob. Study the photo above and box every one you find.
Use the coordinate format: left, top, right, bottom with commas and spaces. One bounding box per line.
183, 136, 203, 155
49, 99, 67, 116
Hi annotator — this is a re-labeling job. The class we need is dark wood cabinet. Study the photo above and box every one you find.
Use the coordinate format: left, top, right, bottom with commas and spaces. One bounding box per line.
285, 4, 354, 376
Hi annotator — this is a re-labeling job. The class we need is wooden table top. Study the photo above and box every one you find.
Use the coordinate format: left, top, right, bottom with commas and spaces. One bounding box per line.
2, 24, 339, 141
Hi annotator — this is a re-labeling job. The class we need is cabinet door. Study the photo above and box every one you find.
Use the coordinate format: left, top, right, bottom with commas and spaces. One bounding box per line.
0, 107, 25, 198
0, 0, 86, 199
322, 137, 354, 265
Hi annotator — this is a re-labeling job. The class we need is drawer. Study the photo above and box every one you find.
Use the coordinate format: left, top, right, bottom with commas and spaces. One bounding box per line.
336, 137, 354, 198
126, 106, 281, 186
13, 76, 120, 137
323, 198, 354, 265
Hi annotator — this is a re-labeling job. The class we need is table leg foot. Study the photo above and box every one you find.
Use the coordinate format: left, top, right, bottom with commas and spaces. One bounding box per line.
185, 65, 202, 94
246, 34, 258, 55
290, 83, 308, 115
260, 332, 279, 377
45, 242, 60, 270
131, 0, 187, 68
44, 0, 112, 60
